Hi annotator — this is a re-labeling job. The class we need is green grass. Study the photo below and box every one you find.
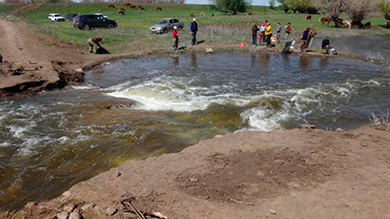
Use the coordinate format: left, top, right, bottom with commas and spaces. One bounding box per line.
2, 3, 389, 53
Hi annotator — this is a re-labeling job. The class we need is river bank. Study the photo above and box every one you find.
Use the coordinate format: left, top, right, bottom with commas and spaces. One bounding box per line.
2, 123, 390, 219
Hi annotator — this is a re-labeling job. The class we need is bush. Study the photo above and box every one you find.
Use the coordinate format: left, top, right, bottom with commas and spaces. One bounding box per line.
210, 0, 251, 15
378, 0, 390, 20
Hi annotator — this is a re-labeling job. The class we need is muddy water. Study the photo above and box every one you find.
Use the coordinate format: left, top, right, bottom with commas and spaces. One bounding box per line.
1, 53, 390, 210
313, 34, 390, 62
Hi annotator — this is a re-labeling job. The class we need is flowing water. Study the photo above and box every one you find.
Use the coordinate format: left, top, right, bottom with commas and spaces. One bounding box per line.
1, 52, 390, 210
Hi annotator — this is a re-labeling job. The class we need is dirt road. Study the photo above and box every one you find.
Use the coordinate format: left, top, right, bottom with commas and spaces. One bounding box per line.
2, 124, 390, 219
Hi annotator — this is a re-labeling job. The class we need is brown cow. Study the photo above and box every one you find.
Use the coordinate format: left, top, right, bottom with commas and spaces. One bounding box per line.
200, 12, 205, 16
336, 18, 352, 29
107, 3, 115, 8
228, 12, 232, 16
190, 12, 195, 17
247, 12, 252, 16
319, 17, 331, 24
138, 5, 145, 10
155, 6, 162, 11
124, 2, 131, 6
387, 21, 390, 28
211, 13, 214, 17
118, 8, 125, 15
306, 15, 311, 20
130, 5, 136, 8
363, 22, 371, 29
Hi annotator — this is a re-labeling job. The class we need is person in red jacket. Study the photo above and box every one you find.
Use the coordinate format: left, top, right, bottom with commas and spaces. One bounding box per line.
173, 26, 179, 51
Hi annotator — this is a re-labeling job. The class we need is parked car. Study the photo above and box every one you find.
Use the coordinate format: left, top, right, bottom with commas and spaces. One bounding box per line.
150, 18, 184, 34
94, 13, 108, 19
73, 14, 117, 30
48, 13, 65, 22
66, 13, 79, 21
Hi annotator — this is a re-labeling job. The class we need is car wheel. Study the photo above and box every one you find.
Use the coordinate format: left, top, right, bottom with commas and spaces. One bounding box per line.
83, 24, 90, 31
108, 24, 114, 28
163, 28, 168, 34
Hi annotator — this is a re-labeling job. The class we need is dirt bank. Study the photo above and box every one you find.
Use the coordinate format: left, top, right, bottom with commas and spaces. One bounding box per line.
0, 18, 112, 98
1, 124, 389, 219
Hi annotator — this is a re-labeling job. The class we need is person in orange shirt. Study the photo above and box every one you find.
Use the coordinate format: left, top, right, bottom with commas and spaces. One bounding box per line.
173, 26, 179, 51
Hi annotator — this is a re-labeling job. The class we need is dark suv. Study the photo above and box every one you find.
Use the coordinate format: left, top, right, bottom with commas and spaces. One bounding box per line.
73, 14, 117, 30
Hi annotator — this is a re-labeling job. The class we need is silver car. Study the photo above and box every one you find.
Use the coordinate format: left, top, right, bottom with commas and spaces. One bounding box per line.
150, 18, 184, 34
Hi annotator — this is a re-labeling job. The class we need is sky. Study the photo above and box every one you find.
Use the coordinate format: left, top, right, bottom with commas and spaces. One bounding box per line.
185, 0, 271, 6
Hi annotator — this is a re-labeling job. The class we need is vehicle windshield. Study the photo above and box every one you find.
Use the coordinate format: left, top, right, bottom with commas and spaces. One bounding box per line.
157, 20, 167, 25
97, 16, 105, 20
55, 15, 62, 17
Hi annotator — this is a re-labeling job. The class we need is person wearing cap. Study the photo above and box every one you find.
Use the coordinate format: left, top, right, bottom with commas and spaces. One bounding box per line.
190, 18, 198, 46
322, 36, 330, 54
173, 26, 179, 51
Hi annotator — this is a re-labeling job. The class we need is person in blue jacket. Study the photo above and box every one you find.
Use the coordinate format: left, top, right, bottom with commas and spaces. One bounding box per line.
190, 18, 198, 46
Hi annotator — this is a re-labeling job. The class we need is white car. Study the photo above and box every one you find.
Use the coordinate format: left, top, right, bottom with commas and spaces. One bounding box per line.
94, 13, 108, 19
48, 13, 65, 22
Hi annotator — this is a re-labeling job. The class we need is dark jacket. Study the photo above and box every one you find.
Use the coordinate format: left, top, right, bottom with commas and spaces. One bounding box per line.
190, 21, 198, 32
252, 25, 259, 35
302, 29, 310, 40
322, 39, 330, 48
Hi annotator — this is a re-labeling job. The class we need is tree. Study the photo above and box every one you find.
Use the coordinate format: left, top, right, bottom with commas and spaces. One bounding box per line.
277, 0, 289, 13
345, 0, 378, 27
269, 0, 276, 10
285, 0, 317, 14
315, 0, 347, 27
210, 0, 252, 15
378, 0, 390, 20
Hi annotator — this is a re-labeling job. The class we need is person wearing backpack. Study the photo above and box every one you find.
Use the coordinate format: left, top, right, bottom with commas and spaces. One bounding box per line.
285, 22, 292, 40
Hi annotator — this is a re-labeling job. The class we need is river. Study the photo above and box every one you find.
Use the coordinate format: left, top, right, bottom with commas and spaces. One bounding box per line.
1, 52, 389, 210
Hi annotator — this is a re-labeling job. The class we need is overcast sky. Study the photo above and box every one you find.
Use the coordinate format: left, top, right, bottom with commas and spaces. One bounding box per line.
185, 0, 271, 6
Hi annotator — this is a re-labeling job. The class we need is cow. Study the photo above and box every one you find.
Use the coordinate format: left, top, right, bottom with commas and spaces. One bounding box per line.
228, 12, 232, 16
387, 21, 390, 28
319, 17, 331, 24
211, 13, 214, 17
107, 3, 115, 8
306, 15, 311, 20
336, 18, 352, 29
124, 2, 131, 6
138, 5, 145, 10
200, 12, 205, 16
247, 12, 252, 16
155, 6, 162, 11
363, 22, 371, 29
190, 12, 195, 17
118, 7, 125, 15
130, 5, 136, 8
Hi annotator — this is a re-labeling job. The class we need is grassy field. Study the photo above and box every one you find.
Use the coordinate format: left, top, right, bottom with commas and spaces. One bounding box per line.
1, 3, 389, 53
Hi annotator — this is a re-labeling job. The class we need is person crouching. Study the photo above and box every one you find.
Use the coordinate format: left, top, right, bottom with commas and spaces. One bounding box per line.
173, 26, 179, 51
87, 37, 103, 53
322, 36, 330, 54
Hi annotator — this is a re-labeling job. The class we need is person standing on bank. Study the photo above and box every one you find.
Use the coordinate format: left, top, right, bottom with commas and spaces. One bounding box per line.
190, 18, 198, 46
252, 23, 259, 46
173, 26, 179, 51
276, 23, 282, 43
265, 23, 272, 47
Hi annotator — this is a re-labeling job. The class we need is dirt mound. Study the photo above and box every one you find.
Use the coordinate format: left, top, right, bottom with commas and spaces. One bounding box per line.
178, 147, 332, 203
2, 124, 390, 219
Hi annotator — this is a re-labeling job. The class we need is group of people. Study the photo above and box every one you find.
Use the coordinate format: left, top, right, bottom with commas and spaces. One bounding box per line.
87, 18, 334, 55
251, 21, 292, 47
173, 18, 199, 51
